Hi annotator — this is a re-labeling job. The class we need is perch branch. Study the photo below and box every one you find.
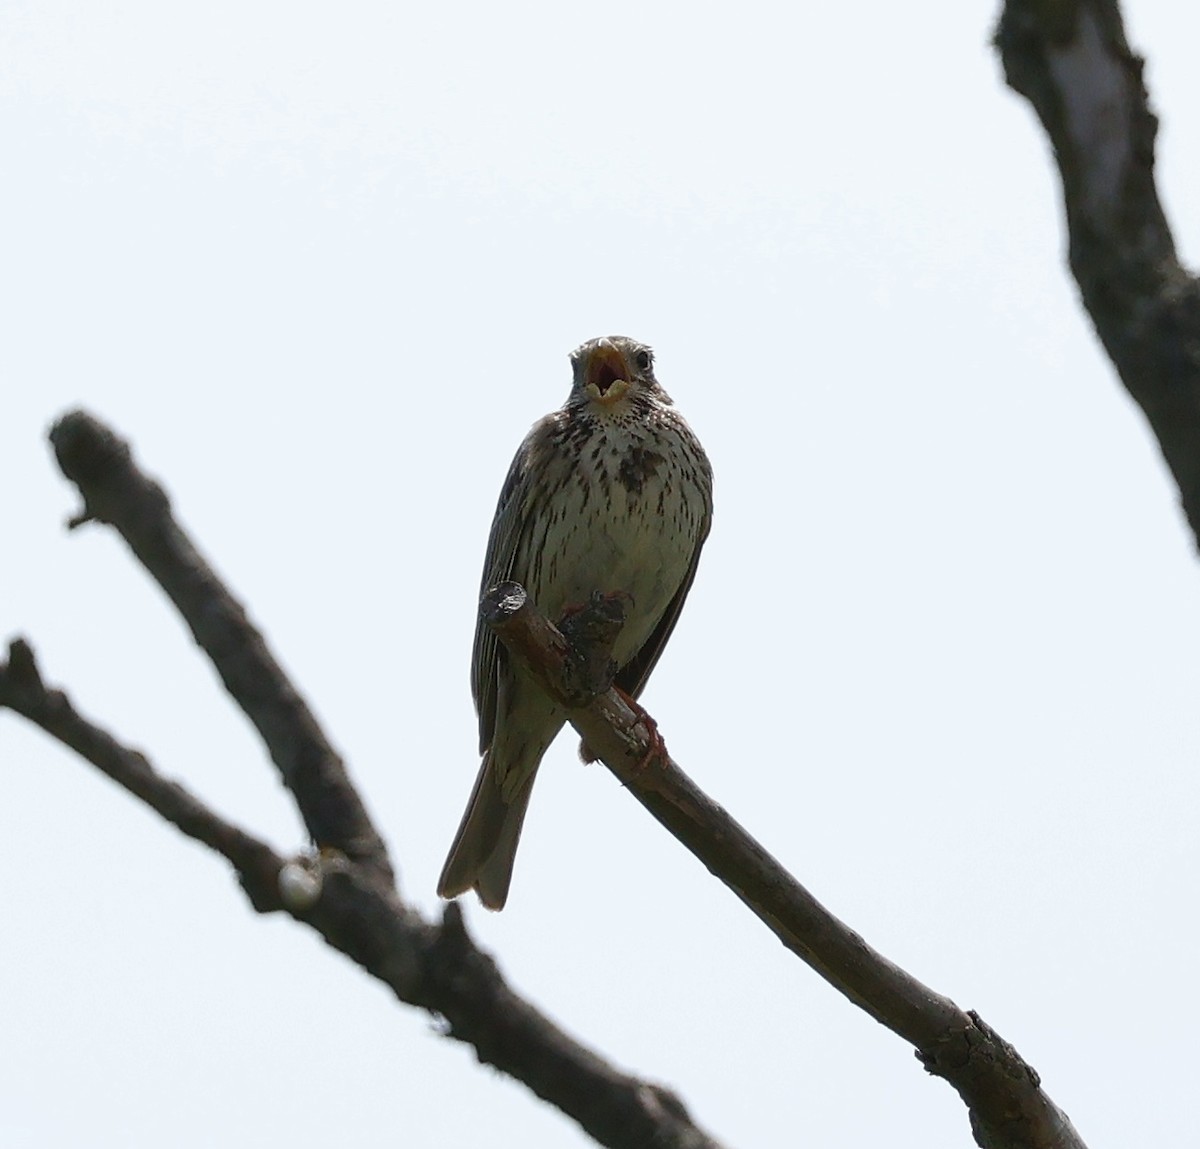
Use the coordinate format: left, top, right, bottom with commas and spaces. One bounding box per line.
484, 583, 1087, 1149
997, 0, 1200, 549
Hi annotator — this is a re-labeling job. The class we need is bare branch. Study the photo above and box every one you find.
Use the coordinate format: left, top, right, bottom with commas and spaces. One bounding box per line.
0, 636, 285, 909
48, 409, 395, 883
484, 584, 1087, 1149
996, 0, 1200, 548
0, 635, 726, 1149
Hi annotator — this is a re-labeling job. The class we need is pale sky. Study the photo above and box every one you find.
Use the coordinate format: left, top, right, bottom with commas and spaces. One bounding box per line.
3, 2, 1199, 1146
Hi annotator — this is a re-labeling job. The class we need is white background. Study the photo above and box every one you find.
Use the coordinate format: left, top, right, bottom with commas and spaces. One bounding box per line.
3, 2, 1198, 1145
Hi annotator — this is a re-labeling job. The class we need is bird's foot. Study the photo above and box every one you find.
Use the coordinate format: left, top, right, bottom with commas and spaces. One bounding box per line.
558, 590, 634, 625
577, 688, 668, 769
557, 600, 587, 623
614, 686, 668, 770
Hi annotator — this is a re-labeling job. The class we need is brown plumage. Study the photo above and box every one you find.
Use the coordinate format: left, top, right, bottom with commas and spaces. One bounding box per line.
437, 336, 713, 909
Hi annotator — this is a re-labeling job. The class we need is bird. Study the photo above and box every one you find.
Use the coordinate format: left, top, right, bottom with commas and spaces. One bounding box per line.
436, 335, 713, 910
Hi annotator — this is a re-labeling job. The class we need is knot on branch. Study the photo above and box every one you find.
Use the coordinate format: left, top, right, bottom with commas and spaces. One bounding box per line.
50, 409, 170, 529
916, 1009, 1066, 1148
2, 638, 42, 690
0, 638, 53, 715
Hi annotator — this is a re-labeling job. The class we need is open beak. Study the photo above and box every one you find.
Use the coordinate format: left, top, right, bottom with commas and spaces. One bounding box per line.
583, 341, 631, 404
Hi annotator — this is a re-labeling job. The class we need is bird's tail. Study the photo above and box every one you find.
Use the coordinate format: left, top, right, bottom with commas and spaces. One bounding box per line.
437, 751, 538, 911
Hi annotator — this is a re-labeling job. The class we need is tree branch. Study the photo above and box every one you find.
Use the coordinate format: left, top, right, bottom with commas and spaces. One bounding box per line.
484, 584, 1087, 1149
48, 409, 395, 883
0, 636, 286, 909
996, 0, 1200, 549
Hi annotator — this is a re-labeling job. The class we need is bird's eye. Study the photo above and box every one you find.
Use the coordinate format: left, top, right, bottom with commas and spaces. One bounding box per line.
634, 349, 652, 372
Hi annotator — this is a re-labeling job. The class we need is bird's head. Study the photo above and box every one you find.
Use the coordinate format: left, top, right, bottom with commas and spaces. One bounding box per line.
568, 336, 670, 410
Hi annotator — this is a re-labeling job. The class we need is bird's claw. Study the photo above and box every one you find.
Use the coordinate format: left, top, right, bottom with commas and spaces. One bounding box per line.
614, 686, 668, 770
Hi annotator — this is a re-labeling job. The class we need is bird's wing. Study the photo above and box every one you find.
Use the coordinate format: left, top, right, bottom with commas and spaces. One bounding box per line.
615, 472, 713, 701
471, 417, 554, 754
